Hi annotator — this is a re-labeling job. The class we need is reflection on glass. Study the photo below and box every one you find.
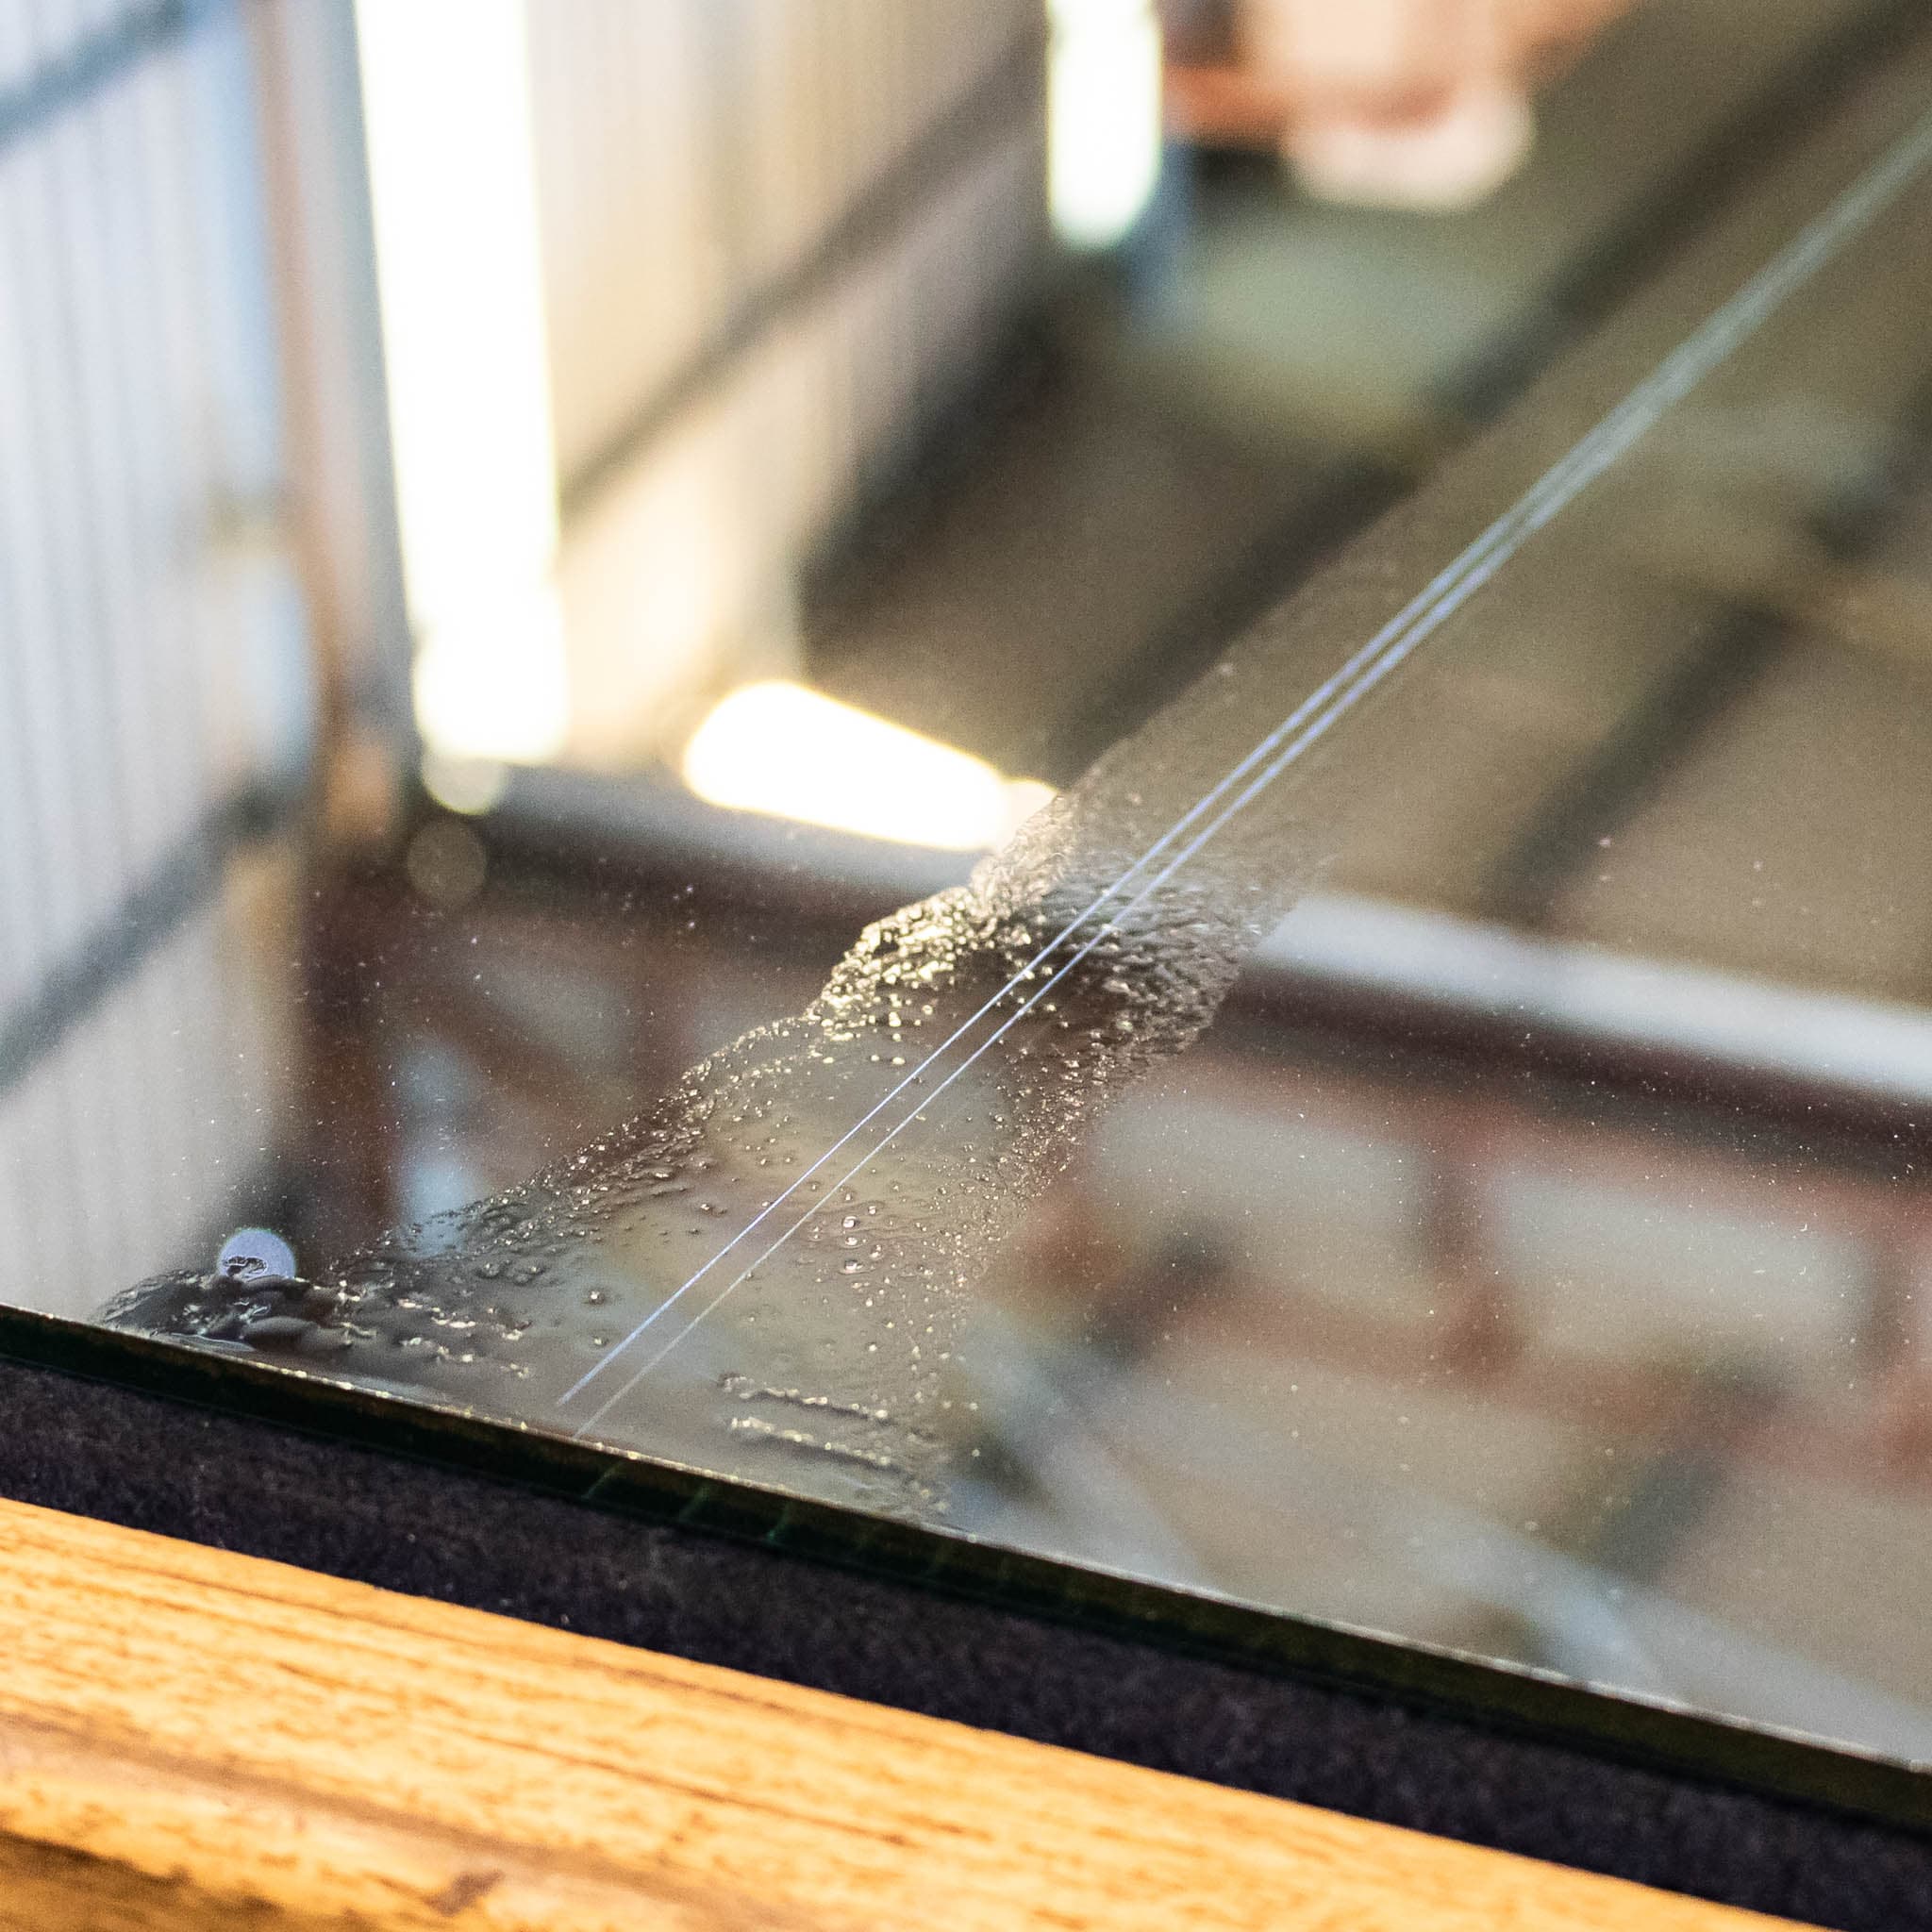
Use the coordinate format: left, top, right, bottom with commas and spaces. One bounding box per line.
11, 0, 1932, 1794
357, 0, 572, 765
682, 680, 1054, 851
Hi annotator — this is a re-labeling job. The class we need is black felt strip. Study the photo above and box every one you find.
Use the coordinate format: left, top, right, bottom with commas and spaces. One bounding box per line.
0, 1355, 1924, 1930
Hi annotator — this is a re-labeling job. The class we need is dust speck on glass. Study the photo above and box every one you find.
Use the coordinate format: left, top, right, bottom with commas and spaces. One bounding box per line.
14, 0, 1932, 1784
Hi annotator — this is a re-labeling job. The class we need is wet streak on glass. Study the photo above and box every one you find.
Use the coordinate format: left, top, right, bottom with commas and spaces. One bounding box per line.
110, 50, 1932, 1536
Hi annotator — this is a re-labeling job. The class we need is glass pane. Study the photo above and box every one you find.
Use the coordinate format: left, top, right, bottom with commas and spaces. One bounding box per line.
10, 0, 1932, 1797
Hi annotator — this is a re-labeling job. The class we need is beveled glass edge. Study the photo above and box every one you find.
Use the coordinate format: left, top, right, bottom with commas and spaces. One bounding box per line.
2, 1302, 1926, 1838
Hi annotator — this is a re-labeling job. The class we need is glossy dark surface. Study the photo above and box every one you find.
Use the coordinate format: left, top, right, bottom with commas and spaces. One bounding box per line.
10, 0, 1932, 1794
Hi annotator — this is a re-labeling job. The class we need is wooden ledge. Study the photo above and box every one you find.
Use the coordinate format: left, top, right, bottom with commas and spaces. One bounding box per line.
0, 1496, 1806, 1929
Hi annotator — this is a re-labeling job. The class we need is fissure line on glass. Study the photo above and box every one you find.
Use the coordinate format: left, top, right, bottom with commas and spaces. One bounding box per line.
558, 465, 1600, 1406
558, 435, 1629, 1416
558, 278, 1751, 1409
567, 101, 1932, 1434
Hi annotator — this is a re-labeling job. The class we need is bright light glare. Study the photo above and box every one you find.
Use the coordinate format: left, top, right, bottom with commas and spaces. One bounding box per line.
1049, 0, 1163, 250
684, 682, 1055, 851
411, 589, 568, 766
420, 747, 510, 817
355, 0, 568, 762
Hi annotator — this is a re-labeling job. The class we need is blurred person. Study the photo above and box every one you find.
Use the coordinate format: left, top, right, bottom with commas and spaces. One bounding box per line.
1165, 0, 1643, 208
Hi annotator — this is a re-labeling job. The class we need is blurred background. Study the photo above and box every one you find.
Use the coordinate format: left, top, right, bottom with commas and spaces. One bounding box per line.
9, 0, 1932, 1755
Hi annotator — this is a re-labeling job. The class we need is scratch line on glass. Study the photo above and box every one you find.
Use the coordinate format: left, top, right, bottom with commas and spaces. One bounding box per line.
565, 102, 1932, 1432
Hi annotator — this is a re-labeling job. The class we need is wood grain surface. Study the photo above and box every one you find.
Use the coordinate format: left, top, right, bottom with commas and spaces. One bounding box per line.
0, 1495, 1807, 1930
